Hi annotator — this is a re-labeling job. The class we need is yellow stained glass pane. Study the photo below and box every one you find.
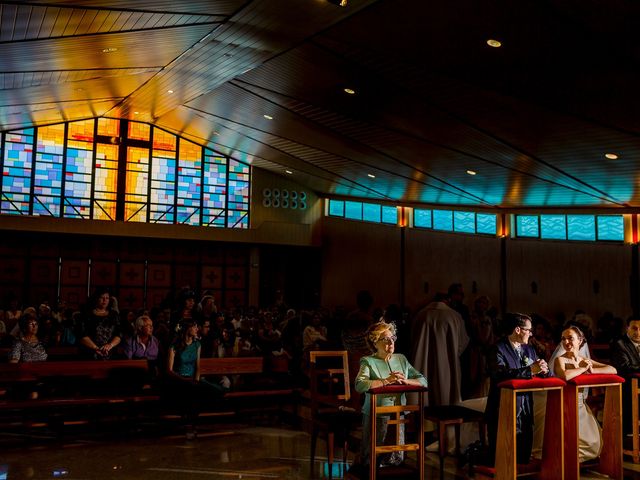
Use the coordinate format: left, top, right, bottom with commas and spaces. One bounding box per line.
98, 118, 120, 137
179, 138, 201, 163
125, 204, 147, 223
68, 119, 94, 143
37, 124, 65, 154
95, 144, 119, 170
128, 121, 150, 141
93, 200, 116, 221
153, 128, 176, 151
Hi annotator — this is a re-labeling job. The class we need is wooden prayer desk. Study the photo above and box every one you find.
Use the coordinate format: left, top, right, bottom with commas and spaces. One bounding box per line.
563, 374, 624, 480
477, 377, 566, 480
368, 384, 429, 480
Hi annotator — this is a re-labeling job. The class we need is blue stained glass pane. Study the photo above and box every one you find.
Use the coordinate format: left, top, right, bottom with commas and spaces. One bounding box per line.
433, 210, 453, 231
567, 215, 596, 241
476, 213, 497, 235
597, 215, 624, 241
454, 211, 475, 233
516, 215, 539, 237
414, 209, 432, 228
540, 215, 566, 240
382, 206, 397, 224
328, 200, 344, 217
363, 203, 381, 223
345, 201, 362, 220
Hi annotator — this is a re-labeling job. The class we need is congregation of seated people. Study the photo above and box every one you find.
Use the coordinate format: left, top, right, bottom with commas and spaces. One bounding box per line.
0, 284, 636, 470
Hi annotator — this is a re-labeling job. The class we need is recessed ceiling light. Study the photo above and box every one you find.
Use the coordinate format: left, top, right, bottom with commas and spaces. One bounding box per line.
486, 39, 502, 48
605, 153, 618, 160
466, 170, 477, 176
367, 173, 376, 178
263, 114, 273, 120
285, 170, 293, 175
101, 47, 118, 53
344, 88, 356, 95
327, 0, 348, 6
167, 90, 174, 94
134, 111, 139, 115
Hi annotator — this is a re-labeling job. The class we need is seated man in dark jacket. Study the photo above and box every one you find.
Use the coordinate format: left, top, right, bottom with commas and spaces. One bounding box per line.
485, 313, 549, 466
610, 316, 640, 435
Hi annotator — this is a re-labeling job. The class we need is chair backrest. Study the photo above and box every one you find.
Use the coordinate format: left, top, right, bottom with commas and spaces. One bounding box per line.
309, 350, 351, 411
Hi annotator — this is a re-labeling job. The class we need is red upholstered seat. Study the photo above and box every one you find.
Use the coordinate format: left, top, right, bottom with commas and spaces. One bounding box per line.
567, 374, 625, 386
497, 377, 565, 390
368, 384, 428, 394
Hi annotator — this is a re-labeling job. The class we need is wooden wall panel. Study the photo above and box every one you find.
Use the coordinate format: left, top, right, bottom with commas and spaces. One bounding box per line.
224, 289, 246, 308
61, 259, 88, 286
201, 266, 223, 289
175, 265, 197, 289
90, 261, 117, 287
225, 266, 246, 289
59, 286, 86, 308
119, 262, 145, 287
30, 258, 58, 285
118, 288, 144, 311
147, 264, 171, 287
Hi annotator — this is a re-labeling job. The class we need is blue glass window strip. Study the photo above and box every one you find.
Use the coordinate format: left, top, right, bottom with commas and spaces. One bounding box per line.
540, 215, 567, 240
433, 210, 453, 231
345, 201, 363, 220
476, 213, 497, 235
516, 215, 539, 237
414, 209, 432, 228
454, 211, 475, 233
381, 206, 398, 224
596, 215, 624, 241
567, 215, 596, 241
363, 203, 381, 223
328, 199, 344, 217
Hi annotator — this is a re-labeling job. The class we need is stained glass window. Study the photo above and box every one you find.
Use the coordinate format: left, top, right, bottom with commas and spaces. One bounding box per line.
516, 215, 539, 237
476, 214, 497, 235
454, 211, 475, 233
414, 209, 432, 228
567, 215, 596, 241
33, 124, 65, 217
540, 215, 566, 240
363, 203, 381, 222
433, 210, 453, 231
597, 215, 624, 241
177, 138, 202, 226
203, 151, 227, 227
64, 120, 94, 218
381, 205, 398, 225
2, 129, 34, 215
328, 199, 344, 217
0, 120, 250, 229
125, 147, 150, 223
227, 159, 249, 228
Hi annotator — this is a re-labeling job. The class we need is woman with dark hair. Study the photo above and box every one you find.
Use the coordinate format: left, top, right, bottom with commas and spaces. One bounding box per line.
554, 325, 616, 462
8, 312, 47, 363
78, 288, 122, 359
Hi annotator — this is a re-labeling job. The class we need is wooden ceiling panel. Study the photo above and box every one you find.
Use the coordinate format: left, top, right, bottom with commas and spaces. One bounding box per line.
2, 0, 640, 210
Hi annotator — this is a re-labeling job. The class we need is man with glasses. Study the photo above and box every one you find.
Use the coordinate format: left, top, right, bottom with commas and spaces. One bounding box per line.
485, 313, 549, 466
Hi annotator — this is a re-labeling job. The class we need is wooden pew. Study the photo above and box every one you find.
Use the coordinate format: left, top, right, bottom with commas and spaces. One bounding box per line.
0, 360, 158, 427
198, 356, 300, 418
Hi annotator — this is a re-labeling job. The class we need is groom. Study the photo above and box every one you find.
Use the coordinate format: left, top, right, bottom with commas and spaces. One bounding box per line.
485, 313, 549, 465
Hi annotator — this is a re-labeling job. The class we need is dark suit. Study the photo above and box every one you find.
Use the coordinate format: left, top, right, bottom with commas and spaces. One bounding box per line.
610, 335, 640, 434
485, 338, 540, 465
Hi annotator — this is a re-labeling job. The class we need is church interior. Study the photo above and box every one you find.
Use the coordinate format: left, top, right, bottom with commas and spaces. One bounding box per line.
2, 0, 640, 478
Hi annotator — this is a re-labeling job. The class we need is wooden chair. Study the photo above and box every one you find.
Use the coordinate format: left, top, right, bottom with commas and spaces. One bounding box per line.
563, 374, 624, 480
309, 350, 360, 479
623, 373, 640, 463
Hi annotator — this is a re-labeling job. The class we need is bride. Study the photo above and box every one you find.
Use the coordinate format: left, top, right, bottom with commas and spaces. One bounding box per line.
553, 325, 617, 462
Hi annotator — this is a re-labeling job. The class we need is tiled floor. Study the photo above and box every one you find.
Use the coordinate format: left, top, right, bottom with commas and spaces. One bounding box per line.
3, 423, 640, 479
